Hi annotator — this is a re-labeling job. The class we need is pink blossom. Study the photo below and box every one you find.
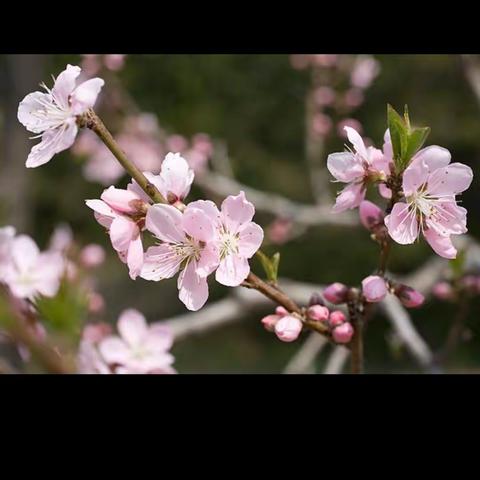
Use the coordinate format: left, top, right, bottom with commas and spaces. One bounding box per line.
312, 113, 333, 137
313, 86, 336, 107
98, 309, 175, 374
332, 322, 354, 344
83, 145, 125, 185
141, 203, 219, 311
166, 134, 189, 152
18, 64, 104, 168
307, 305, 330, 322
86, 186, 147, 280
87, 292, 105, 313
276, 306, 289, 316
267, 218, 293, 245
362, 275, 387, 303
329, 310, 346, 327
274, 315, 303, 342
323, 283, 349, 304
261, 314, 281, 332
327, 126, 390, 213
156, 152, 194, 204
0, 226, 16, 282
432, 281, 454, 300
343, 88, 364, 108
359, 200, 384, 231
186, 191, 264, 287
104, 54, 126, 71
48, 223, 73, 253
384, 146, 473, 259
394, 284, 425, 308
350, 56, 380, 89
2, 235, 64, 300
337, 119, 363, 138
77, 323, 111, 374
80, 244, 106, 268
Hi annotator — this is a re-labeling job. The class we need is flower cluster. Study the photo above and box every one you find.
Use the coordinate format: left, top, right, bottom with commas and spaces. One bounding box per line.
87, 152, 263, 310
328, 125, 473, 259
77, 309, 175, 374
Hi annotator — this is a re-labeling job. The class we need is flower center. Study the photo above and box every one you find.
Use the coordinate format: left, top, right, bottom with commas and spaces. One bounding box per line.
219, 231, 239, 259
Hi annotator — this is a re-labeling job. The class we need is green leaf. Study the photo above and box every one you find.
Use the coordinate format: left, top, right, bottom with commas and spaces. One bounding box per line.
404, 126, 430, 163
387, 104, 408, 170
256, 250, 281, 283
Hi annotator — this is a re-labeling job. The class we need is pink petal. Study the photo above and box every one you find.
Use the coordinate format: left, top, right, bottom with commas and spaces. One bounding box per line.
378, 183, 392, 199
11, 235, 39, 272
145, 204, 185, 244
412, 145, 451, 172
182, 206, 216, 242
117, 309, 148, 347
426, 163, 473, 197
178, 261, 209, 311
52, 64, 81, 109
85, 199, 117, 218
17, 91, 55, 133
185, 199, 221, 226
101, 186, 140, 214
70, 78, 104, 115
344, 126, 368, 159
215, 254, 250, 287
383, 129, 393, 160
332, 182, 365, 213
126, 234, 144, 280
384, 202, 418, 245
369, 147, 391, 175
141, 245, 182, 281
99, 336, 131, 365
196, 242, 220, 278
327, 152, 364, 183
238, 222, 264, 258
146, 324, 174, 351
35, 252, 65, 297
159, 152, 194, 200
109, 217, 137, 253
220, 191, 255, 234
26, 120, 78, 168
402, 158, 429, 197
426, 200, 467, 236
424, 228, 457, 259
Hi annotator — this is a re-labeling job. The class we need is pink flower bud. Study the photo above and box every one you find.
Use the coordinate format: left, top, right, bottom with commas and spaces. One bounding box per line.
343, 88, 364, 108
332, 322, 354, 344
432, 281, 454, 300
101, 186, 141, 214
267, 218, 293, 245
337, 118, 363, 138
104, 54, 125, 71
359, 200, 384, 231
329, 310, 346, 327
88, 292, 105, 314
274, 315, 303, 342
323, 283, 349, 304
82, 322, 111, 343
312, 113, 333, 136
80, 244, 106, 268
166, 134, 188, 153
261, 314, 281, 332
307, 304, 330, 322
362, 275, 387, 303
275, 306, 288, 316
394, 284, 425, 308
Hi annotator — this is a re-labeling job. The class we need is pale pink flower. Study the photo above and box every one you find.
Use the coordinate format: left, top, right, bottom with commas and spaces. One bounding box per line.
350, 56, 380, 89
332, 322, 354, 344
104, 54, 126, 71
362, 275, 387, 303
2, 235, 64, 300
80, 244, 106, 268
98, 309, 175, 374
86, 186, 147, 279
141, 203, 219, 311
77, 323, 111, 374
166, 134, 189, 153
343, 88, 364, 108
18, 64, 104, 168
432, 281, 454, 300
384, 146, 473, 259
0, 226, 16, 281
313, 86, 336, 107
48, 223, 73, 253
267, 218, 293, 245
274, 315, 303, 342
186, 191, 264, 287
312, 113, 333, 137
117, 133, 164, 174
327, 126, 390, 213
157, 153, 194, 204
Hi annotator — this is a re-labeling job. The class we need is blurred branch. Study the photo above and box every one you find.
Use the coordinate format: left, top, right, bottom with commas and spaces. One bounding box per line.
324, 347, 350, 374
195, 171, 357, 227
461, 55, 480, 108
283, 333, 328, 374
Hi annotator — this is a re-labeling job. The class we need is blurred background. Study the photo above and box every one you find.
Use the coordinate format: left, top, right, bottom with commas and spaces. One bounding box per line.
1, 54, 480, 373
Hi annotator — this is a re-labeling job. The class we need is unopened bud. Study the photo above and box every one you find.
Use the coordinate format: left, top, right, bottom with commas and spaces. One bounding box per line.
362, 275, 387, 303
432, 281, 454, 301
274, 315, 303, 342
329, 310, 346, 327
359, 200, 384, 231
261, 314, 280, 332
309, 292, 324, 306
332, 322, 354, 344
323, 283, 349, 304
394, 284, 424, 308
307, 304, 330, 322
